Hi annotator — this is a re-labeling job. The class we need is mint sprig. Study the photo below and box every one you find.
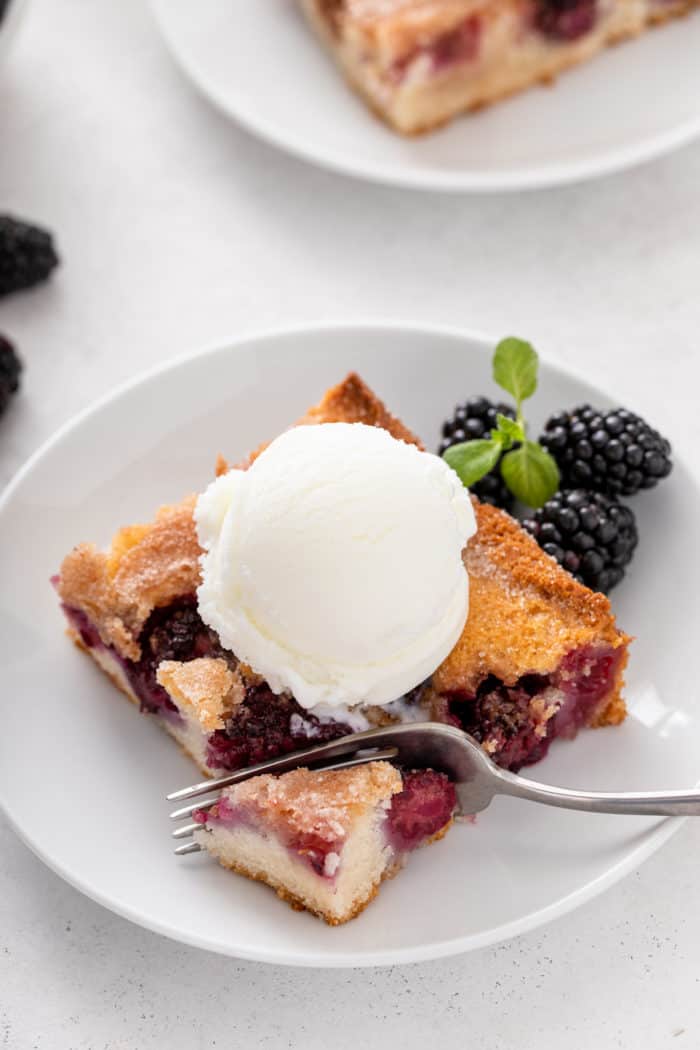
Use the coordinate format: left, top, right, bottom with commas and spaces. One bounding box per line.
442, 337, 560, 509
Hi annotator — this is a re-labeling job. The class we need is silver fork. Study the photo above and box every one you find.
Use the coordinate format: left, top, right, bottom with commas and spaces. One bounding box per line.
167, 722, 700, 853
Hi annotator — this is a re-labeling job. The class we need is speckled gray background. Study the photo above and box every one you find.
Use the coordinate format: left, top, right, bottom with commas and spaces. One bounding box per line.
2, 2, 700, 1047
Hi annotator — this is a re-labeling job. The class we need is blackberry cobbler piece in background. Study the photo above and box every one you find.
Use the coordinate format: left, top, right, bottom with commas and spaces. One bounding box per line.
439, 397, 516, 511
298, 0, 699, 135
540, 405, 672, 497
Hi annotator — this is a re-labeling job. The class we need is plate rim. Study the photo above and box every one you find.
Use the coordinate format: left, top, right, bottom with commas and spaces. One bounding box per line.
149, 0, 700, 193
0, 320, 688, 967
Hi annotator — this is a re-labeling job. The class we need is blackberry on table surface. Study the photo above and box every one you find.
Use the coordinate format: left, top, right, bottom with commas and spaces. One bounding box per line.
539, 404, 672, 497
522, 489, 638, 594
0, 334, 22, 417
0, 214, 59, 297
439, 396, 516, 511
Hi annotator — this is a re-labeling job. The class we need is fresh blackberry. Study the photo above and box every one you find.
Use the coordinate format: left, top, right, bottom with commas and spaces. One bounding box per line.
539, 404, 672, 497
0, 214, 59, 297
522, 489, 638, 594
439, 396, 516, 510
0, 333, 22, 417
0, 1, 11, 24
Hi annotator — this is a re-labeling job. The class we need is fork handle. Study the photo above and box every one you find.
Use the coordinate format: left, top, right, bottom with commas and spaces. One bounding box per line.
496, 769, 700, 816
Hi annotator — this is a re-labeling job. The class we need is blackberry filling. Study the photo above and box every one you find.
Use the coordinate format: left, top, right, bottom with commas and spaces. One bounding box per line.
386, 770, 457, 851
206, 683, 351, 772
439, 643, 623, 772
535, 0, 597, 41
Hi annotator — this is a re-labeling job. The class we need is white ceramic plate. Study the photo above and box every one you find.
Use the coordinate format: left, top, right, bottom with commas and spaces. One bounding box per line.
150, 0, 700, 192
1, 324, 697, 967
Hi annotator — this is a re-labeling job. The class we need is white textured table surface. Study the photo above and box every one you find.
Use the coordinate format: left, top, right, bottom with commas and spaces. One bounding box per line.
2, 2, 700, 1047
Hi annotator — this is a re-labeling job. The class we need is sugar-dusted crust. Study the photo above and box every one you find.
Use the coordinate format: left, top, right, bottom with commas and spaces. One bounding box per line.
431, 499, 631, 724
156, 658, 245, 732
219, 761, 403, 845
301, 0, 700, 135
58, 498, 201, 660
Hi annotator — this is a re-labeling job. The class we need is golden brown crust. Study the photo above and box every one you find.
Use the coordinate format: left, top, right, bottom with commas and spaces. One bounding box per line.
220, 761, 403, 844
156, 658, 244, 732
58, 498, 201, 660
297, 372, 423, 448
432, 500, 631, 697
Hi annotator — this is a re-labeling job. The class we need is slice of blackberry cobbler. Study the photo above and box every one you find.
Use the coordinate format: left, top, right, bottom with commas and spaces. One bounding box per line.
55, 374, 630, 922
190, 763, 456, 925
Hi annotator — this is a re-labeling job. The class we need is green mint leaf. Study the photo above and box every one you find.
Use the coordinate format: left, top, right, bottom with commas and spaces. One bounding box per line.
493, 338, 538, 406
500, 441, 560, 508
495, 413, 525, 444
443, 439, 501, 488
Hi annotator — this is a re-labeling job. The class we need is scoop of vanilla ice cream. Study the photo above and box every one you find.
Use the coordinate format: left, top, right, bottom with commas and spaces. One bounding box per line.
195, 423, 476, 711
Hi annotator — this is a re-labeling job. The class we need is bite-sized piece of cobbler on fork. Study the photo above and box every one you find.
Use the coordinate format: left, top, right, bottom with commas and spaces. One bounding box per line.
299, 0, 700, 135
55, 372, 630, 921
191, 762, 456, 925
